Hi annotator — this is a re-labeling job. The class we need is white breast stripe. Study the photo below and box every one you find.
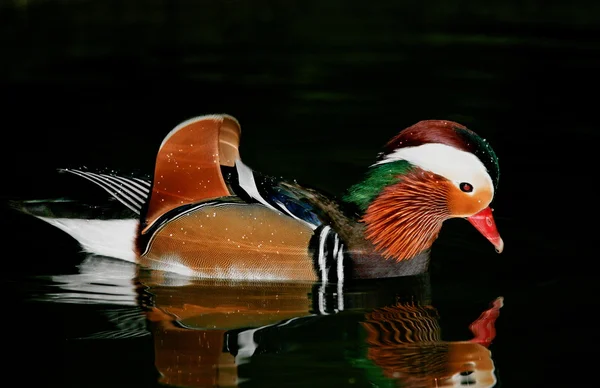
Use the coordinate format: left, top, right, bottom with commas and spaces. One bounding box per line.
318, 225, 331, 284
337, 244, 344, 285
337, 244, 344, 312
333, 233, 339, 258
318, 284, 328, 315
64, 169, 142, 213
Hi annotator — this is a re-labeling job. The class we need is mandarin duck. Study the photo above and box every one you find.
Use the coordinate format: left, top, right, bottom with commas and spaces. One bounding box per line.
14, 114, 503, 282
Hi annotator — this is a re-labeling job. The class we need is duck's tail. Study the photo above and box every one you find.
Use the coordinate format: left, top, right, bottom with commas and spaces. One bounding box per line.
10, 169, 150, 263
31, 214, 138, 262
11, 114, 242, 264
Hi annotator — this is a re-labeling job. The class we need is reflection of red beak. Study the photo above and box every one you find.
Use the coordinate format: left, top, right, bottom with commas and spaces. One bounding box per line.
467, 206, 504, 253
469, 297, 504, 348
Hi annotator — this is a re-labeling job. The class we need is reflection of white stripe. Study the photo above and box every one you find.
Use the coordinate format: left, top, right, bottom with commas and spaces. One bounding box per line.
234, 316, 310, 366
65, 170, 141, 213
318, 226, 331, 284
337, 244, 344, 285
318, 284, 328, 315
337, 282, 344, 312
276, 316, 308, 327
235, 327, 260, 365
337, 244, 344, 312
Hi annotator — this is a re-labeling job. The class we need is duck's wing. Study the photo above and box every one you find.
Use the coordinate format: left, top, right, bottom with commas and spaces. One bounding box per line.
141, 114, 241, 233
138, 153, 354, 282
133, 115, 327, 281
222, 166, 325, 230
225, 172, 352, 284
56, 169, 150, 216
252, 176, 362, 244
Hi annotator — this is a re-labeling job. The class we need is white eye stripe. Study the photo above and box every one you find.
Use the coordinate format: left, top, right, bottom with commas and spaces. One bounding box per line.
375, 143, 494, 193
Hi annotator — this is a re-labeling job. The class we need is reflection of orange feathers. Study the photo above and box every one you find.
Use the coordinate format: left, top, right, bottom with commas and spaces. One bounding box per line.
151, 325, 235, 387
141, 278, 315, 388
361, 300, 501, 388
362, 303, 441, 344
138, 277, 314, 329
362, 303, 448, 386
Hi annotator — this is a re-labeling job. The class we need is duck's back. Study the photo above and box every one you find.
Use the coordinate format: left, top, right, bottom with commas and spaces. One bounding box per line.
136, 115, 346, 282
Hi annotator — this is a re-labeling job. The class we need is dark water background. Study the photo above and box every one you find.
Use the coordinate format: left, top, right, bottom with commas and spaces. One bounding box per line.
2, 1, 599, 387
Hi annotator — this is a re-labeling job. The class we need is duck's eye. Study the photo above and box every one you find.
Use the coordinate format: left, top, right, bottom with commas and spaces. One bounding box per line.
460, 182, 473, 193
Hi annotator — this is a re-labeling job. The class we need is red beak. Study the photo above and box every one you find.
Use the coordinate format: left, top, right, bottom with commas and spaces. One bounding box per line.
467, 206, 504, 253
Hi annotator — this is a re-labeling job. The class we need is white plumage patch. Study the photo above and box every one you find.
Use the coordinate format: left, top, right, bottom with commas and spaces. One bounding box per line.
235, 159, 318, 230
375, 143, 494, 194
37, 217, 139, 262
235, 159, 280, 213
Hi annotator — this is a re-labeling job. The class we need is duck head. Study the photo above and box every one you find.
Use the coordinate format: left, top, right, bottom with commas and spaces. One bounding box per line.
345, 120, 502, 261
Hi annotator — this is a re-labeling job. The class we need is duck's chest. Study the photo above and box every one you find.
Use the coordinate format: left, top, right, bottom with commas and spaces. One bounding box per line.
138, 203, 319, 281
344, 248, 432, 279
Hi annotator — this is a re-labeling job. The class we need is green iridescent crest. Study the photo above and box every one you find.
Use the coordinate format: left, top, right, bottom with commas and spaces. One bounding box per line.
454, 127, 500, 190
344, 160, 413, 211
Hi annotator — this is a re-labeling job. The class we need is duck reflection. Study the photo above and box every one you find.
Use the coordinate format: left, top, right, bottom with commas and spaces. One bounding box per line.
137, 267, 502, 388
40, 254, 502, 387
360, 298, 502, 388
